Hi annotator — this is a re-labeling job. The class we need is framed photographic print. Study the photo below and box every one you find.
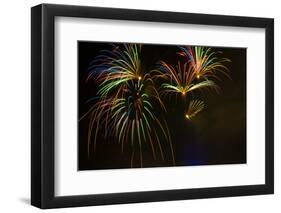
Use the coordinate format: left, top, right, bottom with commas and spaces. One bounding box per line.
31, 4, 274, 209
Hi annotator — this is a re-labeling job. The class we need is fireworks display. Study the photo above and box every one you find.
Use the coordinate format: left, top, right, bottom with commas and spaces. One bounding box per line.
80, 43, 232, 168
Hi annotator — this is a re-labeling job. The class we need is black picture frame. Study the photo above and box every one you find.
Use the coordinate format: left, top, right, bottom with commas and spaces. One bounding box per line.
31, 3, 274, 209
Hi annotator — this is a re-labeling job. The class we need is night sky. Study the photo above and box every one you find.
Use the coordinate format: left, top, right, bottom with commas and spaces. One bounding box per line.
78, 41, 246, 170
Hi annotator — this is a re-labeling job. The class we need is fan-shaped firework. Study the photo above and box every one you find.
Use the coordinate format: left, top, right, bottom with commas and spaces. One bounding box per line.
87, 44, 142, 98
178, 46, 231, 81
83, 44, 175, 167
153, 60, 218, 99
185, 100, 205, 120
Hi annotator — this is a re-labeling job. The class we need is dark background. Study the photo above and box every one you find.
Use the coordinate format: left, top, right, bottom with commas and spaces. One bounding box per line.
78, 41, 246, 170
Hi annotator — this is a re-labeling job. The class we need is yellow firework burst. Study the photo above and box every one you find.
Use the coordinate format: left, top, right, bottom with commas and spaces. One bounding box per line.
185, 100, 205, 120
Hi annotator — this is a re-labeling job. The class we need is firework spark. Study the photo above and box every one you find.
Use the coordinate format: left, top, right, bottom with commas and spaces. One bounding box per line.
185, 100, 205, 120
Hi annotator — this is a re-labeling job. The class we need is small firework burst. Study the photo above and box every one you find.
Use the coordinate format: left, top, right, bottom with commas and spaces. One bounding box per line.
185, 100, 205, 120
